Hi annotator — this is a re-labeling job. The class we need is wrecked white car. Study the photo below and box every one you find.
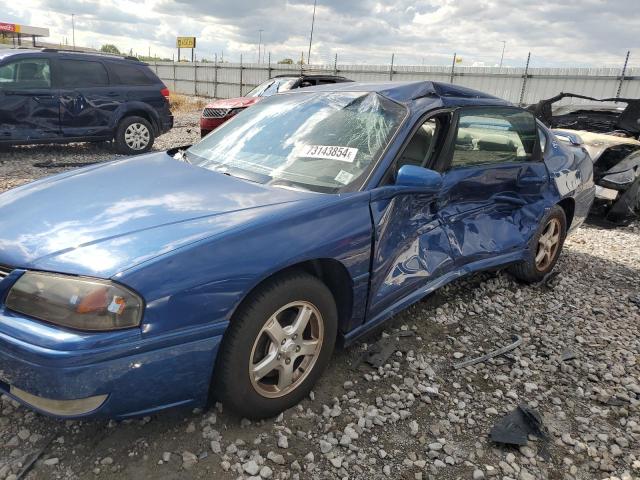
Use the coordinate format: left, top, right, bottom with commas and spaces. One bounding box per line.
531, 93, 640, 224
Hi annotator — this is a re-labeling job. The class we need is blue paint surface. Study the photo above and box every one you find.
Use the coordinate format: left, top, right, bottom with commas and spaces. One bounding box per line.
0, 81, 594, 418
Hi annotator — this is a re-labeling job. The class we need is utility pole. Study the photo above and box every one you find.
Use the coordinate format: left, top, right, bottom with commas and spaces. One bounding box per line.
258, 29, 263, 64
71, 14, 76, 50
307, 0, 317, 65
499, 40, 506, 69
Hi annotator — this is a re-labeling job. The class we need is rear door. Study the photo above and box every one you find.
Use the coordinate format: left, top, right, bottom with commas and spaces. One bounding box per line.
0, 56, 60, 142
435, 106, 550, 266
56, 58, 116, 139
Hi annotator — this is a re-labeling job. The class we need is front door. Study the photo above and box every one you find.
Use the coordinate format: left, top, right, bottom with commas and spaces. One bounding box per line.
367, 114, 455, 319
435, 106, 550, 266
0, 57, 60, 142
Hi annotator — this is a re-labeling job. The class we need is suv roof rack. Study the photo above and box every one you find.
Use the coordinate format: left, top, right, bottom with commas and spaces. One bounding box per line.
39, 48, 140, 61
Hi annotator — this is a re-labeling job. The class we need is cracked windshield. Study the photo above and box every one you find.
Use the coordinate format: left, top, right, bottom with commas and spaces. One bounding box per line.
187, 92, 406, 192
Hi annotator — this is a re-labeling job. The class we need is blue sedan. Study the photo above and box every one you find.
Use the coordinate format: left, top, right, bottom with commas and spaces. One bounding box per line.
0, 81, 594, 419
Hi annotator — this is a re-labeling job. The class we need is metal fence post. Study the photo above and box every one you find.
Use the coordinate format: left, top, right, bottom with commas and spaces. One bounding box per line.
389, 53, 394, 81
268, 52, 272, 79
173, 61, 177, 93
616, 50, 630, 99
239, 54, 243, 96
214, 53, 218, 98
519, 52, 531, 106
449, 53, 456, 83
194, 61, 198, 96
334, 53, 338, 76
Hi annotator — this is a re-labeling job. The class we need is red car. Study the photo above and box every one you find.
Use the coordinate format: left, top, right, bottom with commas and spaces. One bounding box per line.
200, 74, 352, 136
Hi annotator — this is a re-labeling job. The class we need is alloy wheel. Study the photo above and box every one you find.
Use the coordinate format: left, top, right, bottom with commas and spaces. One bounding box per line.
535, 217, 561, 271
249, 301, 324, 398
124, 123, 150, 150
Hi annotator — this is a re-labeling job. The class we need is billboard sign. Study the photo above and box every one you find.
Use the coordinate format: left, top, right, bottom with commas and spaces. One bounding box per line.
0, 23, 20, 33
176, 37, 196, 49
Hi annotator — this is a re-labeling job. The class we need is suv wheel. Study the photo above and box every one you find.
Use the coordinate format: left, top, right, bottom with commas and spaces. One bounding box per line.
115, 116, 154, 155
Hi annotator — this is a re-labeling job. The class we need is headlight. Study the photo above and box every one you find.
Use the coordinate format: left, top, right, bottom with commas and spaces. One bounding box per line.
601, 168, 638, 187
5, 272, 143, 331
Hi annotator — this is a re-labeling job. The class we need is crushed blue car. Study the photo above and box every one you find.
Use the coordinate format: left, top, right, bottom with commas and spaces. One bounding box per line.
0, 81, 595, 419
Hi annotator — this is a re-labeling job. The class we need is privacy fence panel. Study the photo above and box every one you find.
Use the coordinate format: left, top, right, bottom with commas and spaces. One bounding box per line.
150, 62, 640, 106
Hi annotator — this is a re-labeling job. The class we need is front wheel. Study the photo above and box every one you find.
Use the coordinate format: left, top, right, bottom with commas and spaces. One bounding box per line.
509, 205, 567, 283
114, 116, 155, 155
215, 272, 337, 419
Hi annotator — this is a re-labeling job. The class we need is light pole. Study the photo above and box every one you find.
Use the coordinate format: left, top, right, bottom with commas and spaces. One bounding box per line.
258, 29, 263, 64
307, 0, 317, 65
71, 14, 76, 50
499, 40, 506, 69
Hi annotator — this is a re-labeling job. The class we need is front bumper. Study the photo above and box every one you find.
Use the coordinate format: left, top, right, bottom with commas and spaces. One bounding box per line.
0, 275, 224, 419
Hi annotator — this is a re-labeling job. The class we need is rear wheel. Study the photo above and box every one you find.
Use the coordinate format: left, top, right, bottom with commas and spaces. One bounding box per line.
509, 205, 567, 283
114, 116, 154, 155
215, 272, 337, 419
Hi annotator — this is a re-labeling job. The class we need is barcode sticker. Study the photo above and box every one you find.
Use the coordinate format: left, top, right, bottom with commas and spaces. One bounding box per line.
334, 170, 354, 185
297, 145, 358, 163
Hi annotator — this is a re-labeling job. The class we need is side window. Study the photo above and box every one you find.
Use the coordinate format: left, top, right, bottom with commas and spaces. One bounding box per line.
110, 63, 155, 85
450, 108, 538, 169
0, 59, 51, 90
59, 60, 108, 88
317, 79, 337, 85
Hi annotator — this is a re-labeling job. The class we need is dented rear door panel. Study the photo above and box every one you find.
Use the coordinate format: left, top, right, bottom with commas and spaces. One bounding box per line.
437, 161, 551, 266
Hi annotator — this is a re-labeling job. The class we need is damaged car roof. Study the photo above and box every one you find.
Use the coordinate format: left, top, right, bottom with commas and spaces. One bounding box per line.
285, 80, 509, 105
530, 92, 640, 136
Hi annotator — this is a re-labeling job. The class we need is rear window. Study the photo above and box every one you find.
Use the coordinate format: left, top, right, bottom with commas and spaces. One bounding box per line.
59, 59, 108, 88
109, 63, 156, 85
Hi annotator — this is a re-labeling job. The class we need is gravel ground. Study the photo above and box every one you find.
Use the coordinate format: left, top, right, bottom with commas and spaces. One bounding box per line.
0, 112, 638, 480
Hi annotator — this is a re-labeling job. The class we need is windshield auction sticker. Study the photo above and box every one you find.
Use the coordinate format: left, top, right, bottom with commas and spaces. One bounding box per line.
298, 145, 358, 163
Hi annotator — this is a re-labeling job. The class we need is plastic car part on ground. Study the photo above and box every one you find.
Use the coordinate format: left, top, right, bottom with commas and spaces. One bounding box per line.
490, 404, 550, 461
452, 334, 522, 370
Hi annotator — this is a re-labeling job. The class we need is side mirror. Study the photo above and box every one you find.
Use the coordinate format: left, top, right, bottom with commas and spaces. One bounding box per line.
395, 165, 442, 192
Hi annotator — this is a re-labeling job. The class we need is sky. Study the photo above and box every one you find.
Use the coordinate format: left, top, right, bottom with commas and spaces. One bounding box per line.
3, 0, 639, 68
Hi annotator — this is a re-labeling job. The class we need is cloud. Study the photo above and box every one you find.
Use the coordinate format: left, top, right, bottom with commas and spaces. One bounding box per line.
3, 0, 638, 67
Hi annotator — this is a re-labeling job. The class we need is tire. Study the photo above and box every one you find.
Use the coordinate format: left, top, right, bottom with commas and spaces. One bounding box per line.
215, 271, 338, 419
114, 116, 155, 155
509, 205, 567, 283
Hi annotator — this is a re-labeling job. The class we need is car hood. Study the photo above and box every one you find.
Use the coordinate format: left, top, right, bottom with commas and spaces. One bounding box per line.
0, 152, 314, 277
205, 97, 263, 109
554, 129, 640, 162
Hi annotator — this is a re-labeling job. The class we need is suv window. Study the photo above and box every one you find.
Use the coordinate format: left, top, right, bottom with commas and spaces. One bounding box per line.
451, 107, 538, 169
59, 59, 108, 87
110, 63, 155, 85
0, 58, 51, 89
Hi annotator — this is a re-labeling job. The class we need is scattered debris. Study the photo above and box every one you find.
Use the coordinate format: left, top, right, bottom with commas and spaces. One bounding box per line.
542, 271, 561, 289
490, 405, 548, 449
356, 329, 414, 368
560, 350, 577, 362
453, 335, 522, 370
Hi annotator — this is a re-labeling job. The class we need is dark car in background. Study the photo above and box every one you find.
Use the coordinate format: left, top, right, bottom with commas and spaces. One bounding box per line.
200, 74, 352, 136
0, 49, 173, 154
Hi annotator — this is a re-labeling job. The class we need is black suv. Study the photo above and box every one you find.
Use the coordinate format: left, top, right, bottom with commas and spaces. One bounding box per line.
0, 49, 173, 154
